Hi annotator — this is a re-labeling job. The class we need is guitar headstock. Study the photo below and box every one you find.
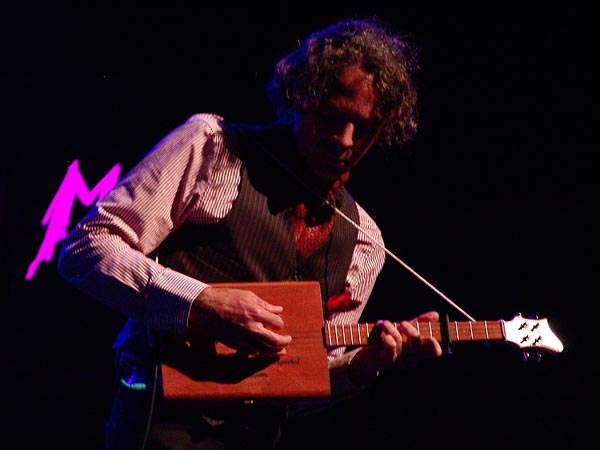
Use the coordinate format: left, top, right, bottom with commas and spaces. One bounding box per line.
502, 314, 564, 355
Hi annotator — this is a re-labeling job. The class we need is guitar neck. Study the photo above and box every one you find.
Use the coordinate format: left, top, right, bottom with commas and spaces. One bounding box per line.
323, 320, 504, 347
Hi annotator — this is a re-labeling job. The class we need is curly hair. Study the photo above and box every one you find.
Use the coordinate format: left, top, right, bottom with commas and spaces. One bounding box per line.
266, 17, 420, 149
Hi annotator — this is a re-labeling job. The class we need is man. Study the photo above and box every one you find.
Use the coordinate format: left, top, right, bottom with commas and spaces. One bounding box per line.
59, 16, 442, 449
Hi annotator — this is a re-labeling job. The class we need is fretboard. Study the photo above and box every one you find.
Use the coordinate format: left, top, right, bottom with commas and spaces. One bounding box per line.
322, 320, 505, 347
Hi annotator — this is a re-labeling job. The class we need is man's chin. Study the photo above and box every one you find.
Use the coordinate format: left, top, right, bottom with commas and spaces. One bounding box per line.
314, 167, 348, 183
304, 157, 348, 183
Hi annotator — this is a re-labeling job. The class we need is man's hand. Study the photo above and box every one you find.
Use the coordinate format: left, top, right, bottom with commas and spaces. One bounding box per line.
348, 310, 443, 385
188, 286, 293, 357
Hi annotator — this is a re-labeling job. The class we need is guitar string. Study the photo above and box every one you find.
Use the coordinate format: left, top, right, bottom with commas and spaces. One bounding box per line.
230, 122, 477, 321
321, 321, 504, 345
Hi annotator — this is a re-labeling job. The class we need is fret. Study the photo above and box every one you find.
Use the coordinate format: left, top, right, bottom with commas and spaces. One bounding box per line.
324, 320, 507, 347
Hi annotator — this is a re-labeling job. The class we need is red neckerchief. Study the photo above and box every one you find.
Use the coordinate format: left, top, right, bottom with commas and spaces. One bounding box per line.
293, 171, 349, 260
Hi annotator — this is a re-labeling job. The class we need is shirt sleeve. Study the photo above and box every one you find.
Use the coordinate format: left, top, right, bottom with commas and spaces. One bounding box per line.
326, 204, 386, 399
58, 114, 242, 336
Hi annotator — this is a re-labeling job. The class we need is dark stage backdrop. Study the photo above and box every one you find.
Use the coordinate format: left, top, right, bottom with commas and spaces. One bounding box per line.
2, 5, 596, 449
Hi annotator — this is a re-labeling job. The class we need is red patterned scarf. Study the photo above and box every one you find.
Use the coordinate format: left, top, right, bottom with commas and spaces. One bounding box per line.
293, 171, 349, 260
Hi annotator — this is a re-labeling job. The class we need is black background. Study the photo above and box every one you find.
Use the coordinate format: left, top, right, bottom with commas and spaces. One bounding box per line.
2, 4, 596, 449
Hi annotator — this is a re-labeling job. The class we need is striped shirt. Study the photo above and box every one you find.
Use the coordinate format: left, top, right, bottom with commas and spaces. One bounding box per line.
58, 113, 386, 362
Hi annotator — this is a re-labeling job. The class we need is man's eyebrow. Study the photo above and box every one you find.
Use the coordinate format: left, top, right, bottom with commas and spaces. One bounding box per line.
319, 105, 382, 130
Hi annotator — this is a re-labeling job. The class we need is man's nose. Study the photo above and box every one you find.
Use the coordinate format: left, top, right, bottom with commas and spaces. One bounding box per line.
334, 122, 354, 149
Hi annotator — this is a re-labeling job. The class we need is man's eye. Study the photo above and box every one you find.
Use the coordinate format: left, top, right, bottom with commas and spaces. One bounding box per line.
317, 109, 337, 121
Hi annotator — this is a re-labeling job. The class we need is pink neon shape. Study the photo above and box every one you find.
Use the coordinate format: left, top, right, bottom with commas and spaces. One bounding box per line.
25, 159, 121, 281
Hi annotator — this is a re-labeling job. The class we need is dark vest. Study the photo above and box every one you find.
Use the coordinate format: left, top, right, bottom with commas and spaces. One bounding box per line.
158, 123, 360, 309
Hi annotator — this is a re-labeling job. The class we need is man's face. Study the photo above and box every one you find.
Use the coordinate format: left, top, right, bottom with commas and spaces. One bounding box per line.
294, 64, 384, 181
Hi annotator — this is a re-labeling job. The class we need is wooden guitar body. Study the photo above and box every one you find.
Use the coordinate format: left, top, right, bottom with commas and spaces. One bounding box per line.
161, 281, 331, 406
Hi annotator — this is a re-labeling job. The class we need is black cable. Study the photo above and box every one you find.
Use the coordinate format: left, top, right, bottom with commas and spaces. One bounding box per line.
140, 361, 158, 450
